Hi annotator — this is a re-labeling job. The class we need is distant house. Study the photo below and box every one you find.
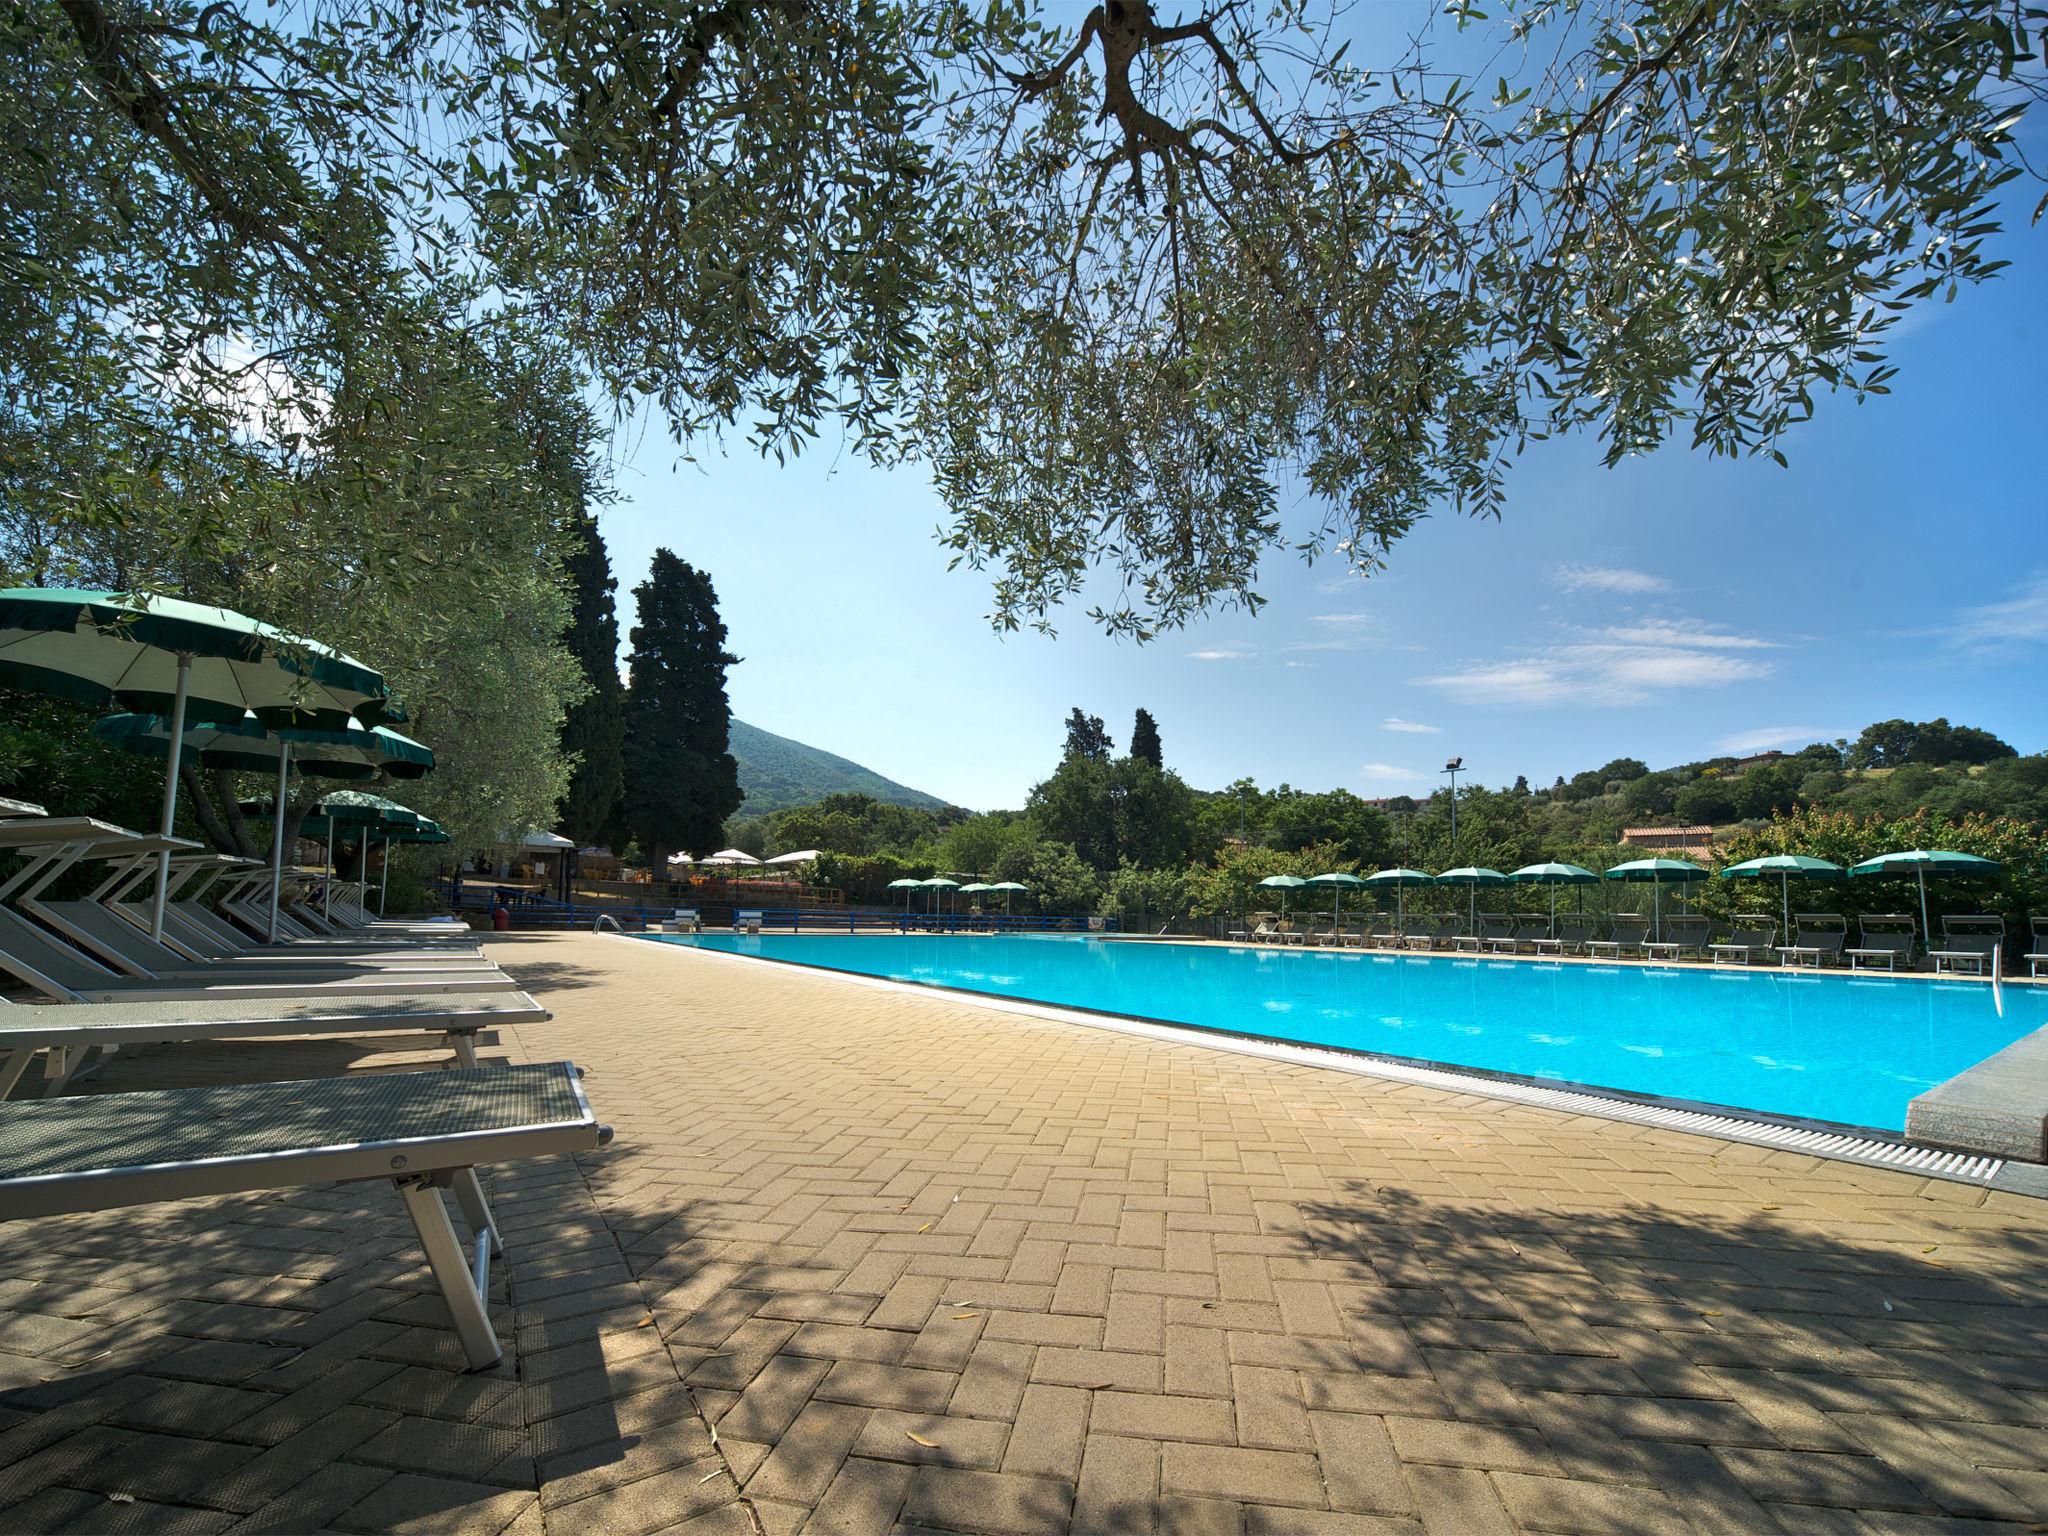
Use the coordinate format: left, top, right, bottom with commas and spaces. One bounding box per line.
1727, 750, 1786, 772
1622, 825, 1716, 858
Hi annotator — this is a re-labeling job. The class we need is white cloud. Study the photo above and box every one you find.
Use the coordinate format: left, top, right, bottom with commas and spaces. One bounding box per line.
1382, 717, 1441, 735
1715, 726, 1836, 754
1417, 620, 1777, 706
1597, 620, 1777, 651
1359, 762, 1429, 782
1936, 568, 2048, 650
1188, 647, 1250, 661
1555, 564, 1672, 595
1310, 613, 1379, 627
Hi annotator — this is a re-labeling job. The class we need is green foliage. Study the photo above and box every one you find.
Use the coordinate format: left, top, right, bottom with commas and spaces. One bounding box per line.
726, 721, 948, 817
1015, 841, 1101, 916
621, 550, 743, 866
1129, 709, 1162, 769
809, 851, 933, 908
559, 513, 627, 846
1847, 718, 2017, 770
6, 0, 2043, 643
1028, 754, 1196, 874
0, 692, 171, 829
1703, 806, 2048, 939
1105, 863, 1188, 926
1182, 843, 1356, 920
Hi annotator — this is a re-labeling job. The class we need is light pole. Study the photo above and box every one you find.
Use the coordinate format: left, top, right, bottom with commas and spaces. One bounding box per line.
1442, 757, 1463, 861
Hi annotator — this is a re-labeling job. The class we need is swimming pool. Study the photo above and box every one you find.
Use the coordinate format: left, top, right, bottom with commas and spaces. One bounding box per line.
649, 933, 2048, 1132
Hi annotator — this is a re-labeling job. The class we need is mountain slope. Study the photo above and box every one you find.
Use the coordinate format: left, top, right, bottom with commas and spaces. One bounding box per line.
729, 719, 949, 815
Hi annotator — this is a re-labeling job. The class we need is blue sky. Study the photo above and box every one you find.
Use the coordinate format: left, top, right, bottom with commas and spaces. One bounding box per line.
599, 127, 2048, 813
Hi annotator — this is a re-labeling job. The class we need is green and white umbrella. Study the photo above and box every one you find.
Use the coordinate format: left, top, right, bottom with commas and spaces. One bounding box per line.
1604, 857, 1707, 940
243, 790, 429, 933
1848, 849, 2000, 944
0, 588, 391, 727
920, 876, 960, 916
1435, 865, 1510, 929
886, 877, 922, 918
1257, 873, 1308, 920
94, 712, 431, 779
989, 880, 1030, 915
1, 587, 392, 941
1719, 854, 1845, 934
1507, 862, 1601, 928
1305, 871, 1367, 928
111, 715, 435, 917
1364, 867, 1434, 925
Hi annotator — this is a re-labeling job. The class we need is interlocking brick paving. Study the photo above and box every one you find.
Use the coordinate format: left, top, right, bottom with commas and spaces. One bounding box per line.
3, 930, 2047, 1535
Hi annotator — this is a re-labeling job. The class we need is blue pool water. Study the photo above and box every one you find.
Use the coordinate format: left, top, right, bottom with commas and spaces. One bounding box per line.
650, 933, 2048, 1131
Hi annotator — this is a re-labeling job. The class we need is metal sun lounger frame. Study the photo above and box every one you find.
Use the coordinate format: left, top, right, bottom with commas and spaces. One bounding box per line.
1584, 917, 1649, 960
1641, 916, 1713, 963
104, 852, 478, 965
2028, 916, 2048, 980
1927, 917, 2004, 977
1486, 914, 1551, 955
0, 1061, 609, 1369
1709, 917, 1778, 966
12, 833, 497, 989
1530, 917, 1596, 957
0, 988, 549, 1099
1777, 914, 1848, 969
1844, 914, 1917, 972
1453, 916, 1516, 954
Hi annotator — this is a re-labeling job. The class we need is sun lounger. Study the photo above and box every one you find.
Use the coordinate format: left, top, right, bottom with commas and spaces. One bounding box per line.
1777, 914, 1847, 968
0, 903, 518, 1004
1709, 916, 1777, 965
1362, 915, 1398, 949
1584, 916, 1649, 960
0, 989, 547, 1099
1928, 916, 2004, 976
2028, 917, 2048, 979
0, 798, 45, 818
1395, 915, 1434, 950
0, 1061, 608, 1369
1424, 917, 1464, 950
1844, 914, 1917, 972
1530, 916, 1595, 956
1641, 915, 1712, 963
1486, 913, 1550, 955
1454, 916, 1515, 954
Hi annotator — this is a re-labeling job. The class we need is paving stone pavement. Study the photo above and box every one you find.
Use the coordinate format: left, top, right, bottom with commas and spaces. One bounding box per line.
4, 930, 2048, 1536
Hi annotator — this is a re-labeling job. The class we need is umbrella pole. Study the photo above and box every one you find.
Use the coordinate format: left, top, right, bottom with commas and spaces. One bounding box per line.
149, 653, 192, 942
1918, 868, 1930, 949
266, 744, 290, 943
379, 833, 390, 916
324, 821, 335, 920
1653, 881, 1662, 943
1781, 872, 1790, 937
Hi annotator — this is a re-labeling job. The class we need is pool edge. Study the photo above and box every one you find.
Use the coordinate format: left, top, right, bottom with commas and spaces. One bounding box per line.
621, 933, 2034, 1196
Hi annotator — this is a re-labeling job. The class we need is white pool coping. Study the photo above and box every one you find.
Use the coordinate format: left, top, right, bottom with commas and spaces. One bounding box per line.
621, 933, 2045, 1196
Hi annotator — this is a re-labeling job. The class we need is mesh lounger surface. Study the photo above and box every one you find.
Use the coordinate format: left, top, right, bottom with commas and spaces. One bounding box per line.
0, 1061, 608, 1368
0, 988, 548, 1097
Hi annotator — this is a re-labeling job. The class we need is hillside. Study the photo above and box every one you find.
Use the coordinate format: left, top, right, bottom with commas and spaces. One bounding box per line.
729, 719, 949, 815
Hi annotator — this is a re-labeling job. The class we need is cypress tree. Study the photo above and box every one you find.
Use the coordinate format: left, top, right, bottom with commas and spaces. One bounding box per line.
621, 549, 744, 871
558, 512, 627, 846
1130, 708, 1163, 768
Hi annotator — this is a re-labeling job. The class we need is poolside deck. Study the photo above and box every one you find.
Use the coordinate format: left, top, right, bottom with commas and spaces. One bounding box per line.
3, 929, 2046, 1533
